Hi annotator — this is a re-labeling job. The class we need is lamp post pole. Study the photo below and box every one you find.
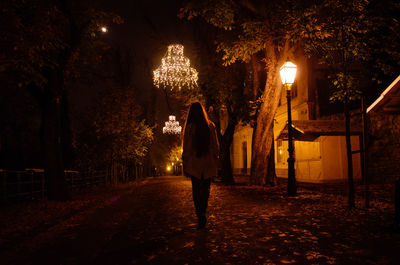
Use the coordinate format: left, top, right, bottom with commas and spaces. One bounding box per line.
280, 61, 298, 196
286, 86, 297, 196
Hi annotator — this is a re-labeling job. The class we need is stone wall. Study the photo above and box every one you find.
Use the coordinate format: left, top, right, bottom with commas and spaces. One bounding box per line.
367, 112, 400, 183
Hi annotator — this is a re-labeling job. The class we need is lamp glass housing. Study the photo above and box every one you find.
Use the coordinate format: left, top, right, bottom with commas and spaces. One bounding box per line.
280, 61, 297, 89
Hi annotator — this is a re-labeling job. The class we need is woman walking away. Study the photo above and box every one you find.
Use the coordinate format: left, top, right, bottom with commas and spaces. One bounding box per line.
183, 102, 219, 229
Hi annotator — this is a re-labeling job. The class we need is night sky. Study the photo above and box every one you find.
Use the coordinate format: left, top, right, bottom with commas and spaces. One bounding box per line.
99, 0, 196, 80
69, 0, 196, 136
99, 0, 196, 120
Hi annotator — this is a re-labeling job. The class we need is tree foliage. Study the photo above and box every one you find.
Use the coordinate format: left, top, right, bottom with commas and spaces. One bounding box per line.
74, 86, 153, 177
291, 0, 400, 100
180, 0, 295, 65
0, 0, 123, 200
0, 0, 123, 87
291, 0, 366, 102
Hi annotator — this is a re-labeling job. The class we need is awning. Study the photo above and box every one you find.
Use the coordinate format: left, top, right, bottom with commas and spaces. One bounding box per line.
276, 120, 362, 141
367, 74, 400, 114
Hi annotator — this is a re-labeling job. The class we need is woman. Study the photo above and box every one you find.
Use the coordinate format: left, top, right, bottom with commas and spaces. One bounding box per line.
182, 102, 219, 229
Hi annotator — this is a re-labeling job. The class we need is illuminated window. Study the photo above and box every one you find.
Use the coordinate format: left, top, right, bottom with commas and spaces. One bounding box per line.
242, 141, 247, 173
277, 140, 283, 163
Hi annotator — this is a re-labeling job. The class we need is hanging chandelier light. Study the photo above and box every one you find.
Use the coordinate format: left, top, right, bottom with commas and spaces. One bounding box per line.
163, 115, 182, 134
153, 44, 198, 90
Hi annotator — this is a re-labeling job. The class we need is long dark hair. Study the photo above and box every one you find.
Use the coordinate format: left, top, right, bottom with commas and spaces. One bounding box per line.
184, 102, 211, 157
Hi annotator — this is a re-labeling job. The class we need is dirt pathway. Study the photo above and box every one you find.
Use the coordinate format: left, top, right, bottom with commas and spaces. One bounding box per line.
1, 176, 399, 264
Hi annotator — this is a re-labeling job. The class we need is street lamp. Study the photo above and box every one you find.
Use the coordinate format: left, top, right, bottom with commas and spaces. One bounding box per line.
280, 61, 297, 196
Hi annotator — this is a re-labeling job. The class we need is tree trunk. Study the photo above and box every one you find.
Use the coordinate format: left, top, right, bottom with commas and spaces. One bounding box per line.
250, 41, 285, 185
250, 54, 263, 100
61, 90, 74, 169
41, 1, 79, 200
344, 102, 355, 208
219, 121, 236, 184
267, 126, 278, 185
42, 69, 69, 201
251, 123, 278, 185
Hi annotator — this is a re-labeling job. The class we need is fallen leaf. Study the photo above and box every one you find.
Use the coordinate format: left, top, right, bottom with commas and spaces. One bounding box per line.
280, 259, 296, 264
147, 255, 155, 261
183, 241, 194, 248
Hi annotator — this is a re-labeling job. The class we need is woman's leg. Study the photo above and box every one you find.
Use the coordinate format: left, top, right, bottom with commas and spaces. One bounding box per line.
191, 176, 202, 218
199, 178, 211, 216
196, 177, 211, 228
191, 176, 211, 228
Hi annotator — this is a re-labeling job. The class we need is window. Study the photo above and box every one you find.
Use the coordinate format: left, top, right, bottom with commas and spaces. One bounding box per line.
242, 141, 247, 173
277, 140, 283, 163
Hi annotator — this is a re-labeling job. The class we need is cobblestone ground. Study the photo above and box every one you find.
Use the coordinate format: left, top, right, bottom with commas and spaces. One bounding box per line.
1, 175, 400, 265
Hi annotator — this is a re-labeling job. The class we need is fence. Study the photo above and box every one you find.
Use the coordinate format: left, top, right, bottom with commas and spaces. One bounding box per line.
0, 169, 107, 203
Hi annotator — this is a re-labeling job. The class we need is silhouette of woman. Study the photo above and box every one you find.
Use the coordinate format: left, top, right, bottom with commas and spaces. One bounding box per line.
183, 102, 219, 229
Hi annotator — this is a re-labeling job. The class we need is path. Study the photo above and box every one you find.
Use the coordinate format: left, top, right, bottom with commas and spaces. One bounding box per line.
1, 176, 400, 264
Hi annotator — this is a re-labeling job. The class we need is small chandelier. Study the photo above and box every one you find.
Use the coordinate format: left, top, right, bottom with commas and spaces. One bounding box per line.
153, 44, 198, 90
163, 115, 182, 134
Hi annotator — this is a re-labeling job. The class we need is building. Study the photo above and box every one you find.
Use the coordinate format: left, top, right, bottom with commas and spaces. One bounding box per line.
366, 74, 400, 183
231, 54, 362, 183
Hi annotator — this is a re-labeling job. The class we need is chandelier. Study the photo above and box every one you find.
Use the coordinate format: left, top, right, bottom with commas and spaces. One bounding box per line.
153, 44, 198, 90
163, 115, 182, 134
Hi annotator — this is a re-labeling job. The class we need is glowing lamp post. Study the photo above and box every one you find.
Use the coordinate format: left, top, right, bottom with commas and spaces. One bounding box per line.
280, 61, 297, 196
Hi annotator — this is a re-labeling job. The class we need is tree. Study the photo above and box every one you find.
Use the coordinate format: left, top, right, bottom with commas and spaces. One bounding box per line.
168, 144, 183, 175
93, 94, 153, 183
363, 0, 400, 84
186, 22, 251, 184
71, 45, 154, 183
203, 62, 249, 184
291, 0, 400, 207
0, 0, 123, 200
180, 0, 300, 186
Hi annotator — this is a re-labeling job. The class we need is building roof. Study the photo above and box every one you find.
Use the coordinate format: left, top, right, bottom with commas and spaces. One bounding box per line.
367, 74, 400, 114
276, 120, 362, 141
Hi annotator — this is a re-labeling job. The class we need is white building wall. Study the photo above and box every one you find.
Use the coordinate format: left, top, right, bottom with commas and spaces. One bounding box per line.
295, 140, 323, 183
231, 124, 253, 175
320, 135, 361, 182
